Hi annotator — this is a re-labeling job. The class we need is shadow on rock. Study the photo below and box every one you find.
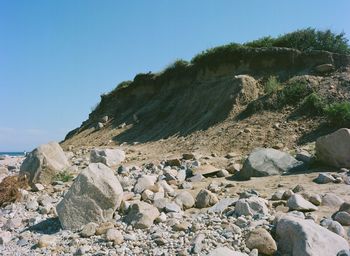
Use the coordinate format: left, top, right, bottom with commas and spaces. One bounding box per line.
26, 217, 61, 235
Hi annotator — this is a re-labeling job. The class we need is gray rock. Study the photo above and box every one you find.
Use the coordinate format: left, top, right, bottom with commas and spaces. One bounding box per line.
316, 128, 350, 168
191, 233, 205, 254
174, 191, 195, 209
208, 197, 237, 214
287, 194, 318, 212
276, 215, 349, 256
187, 173, 204, 182
124, 201, 160, 229
237, 148, 305, 180
309, 194, 322, 206
164, 202, 182, 213
245, 228, 277, 255
314, 173, 336, 184
20, 142, 70, 185
90, 148, 125, 167
322, 193, 344, 208
134, 175, 157, 194
338, 250, 350, 256
334, 211, 350, 226
235, 197, 269, 216
80, 222, 98, 237
195, 189, 218, 208
26, 200, 39, 211
56, 163, 123, 231
320, 218, 346, 237
105, 228, 123, 244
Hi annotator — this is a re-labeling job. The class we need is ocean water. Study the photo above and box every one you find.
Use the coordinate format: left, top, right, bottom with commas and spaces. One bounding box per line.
0, 152, 26, 157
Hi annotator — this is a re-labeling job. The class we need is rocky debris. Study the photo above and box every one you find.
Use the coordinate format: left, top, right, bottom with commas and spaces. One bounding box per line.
276, 215, 349, 256
56, 163, 123, 230
235, 197, 269, 216
237, 148, 305, 180
123, 201, 160, 229
20, 142, 70, 185
287, 194, 318, 212
245, 228, 277, 255
90, 148, 125, 167
316, 128, 350, 168
195, 189, 218, 208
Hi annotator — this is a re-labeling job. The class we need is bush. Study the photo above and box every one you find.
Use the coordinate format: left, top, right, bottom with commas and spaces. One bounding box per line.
54, 170, 74, 182
264, 76, 280, 94
244, 36, 276, 48
325, 102, 350, 126
280, 82, 313, 105
301, 93, 326, 114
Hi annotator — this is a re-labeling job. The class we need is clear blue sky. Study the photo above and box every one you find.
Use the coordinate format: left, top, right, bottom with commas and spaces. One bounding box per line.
0, 0, 349, 151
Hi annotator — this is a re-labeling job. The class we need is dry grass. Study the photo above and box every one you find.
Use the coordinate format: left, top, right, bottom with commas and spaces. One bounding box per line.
0, 174, 28, 207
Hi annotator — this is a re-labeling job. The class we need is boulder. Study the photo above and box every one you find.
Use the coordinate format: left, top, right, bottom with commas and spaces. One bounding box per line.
90, 148, 125, 167
237, 148, 304, 180
20, 142, 70, 185
235, 197, 269, 216
322, 193, 344, 208
334, 212, 350, 226
316, 128, 350, 168
124, 201, 159, 229
195, 189, 218, 208
287, 194, 318, 212
56, 163, 123, 231
276, 215, 349, 256
245, 228, 277, 255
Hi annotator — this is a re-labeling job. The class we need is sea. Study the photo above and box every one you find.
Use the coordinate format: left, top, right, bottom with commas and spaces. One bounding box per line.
0, 152, 26, 157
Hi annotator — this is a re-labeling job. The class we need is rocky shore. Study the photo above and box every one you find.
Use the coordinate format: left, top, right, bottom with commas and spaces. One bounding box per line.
1, 128, 350, 255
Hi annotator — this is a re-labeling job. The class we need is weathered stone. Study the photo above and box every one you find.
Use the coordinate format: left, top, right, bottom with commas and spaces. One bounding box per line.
0, 231, 11, 245
20, 142, 70, 185
164, 202, 182, 213
174, 191, 195, 209
276, 215, 349, 256
309, 194, 322, 206
95, 222, 114, 235
235, 197, 269, 216
245, 228, 277, 255
237, 148, 305, 180
320, 218, 346, 237
195, 189, 218, 208
134, 175, 157, 194
105, 228, 123, 244
37, 235, 57, 248
90, 148, 125, 167
56, 163, 123, 231
124, 201, 159, 229
287, 194, 318, 212
208, 197, 237, 214
334, 211, 350, 226
316, 128, 350, 168
80, 222, 98, 237
314, 173, 336, 184
322, 193, 344, 208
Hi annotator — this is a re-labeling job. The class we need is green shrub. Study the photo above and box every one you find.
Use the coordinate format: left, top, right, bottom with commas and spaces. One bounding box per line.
301, 93, 326, 114
264, 76, 280, 94
272, 28, 350, 54
325, 102, 350, 126
244, 36, 276, 48
280, 82, 313, 105
54, 170, 74, 183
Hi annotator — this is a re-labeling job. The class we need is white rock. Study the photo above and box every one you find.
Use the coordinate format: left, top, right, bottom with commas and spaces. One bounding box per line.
90, 148, 125, 167
124, 201, 159, 229
207, 247, 248, 256
56, 163, 123, 231
20, 142, 70, 185
287, 194, 318, 212
235, 197, 269, 216
134, 175, 157, 194
276, 215, 349, 256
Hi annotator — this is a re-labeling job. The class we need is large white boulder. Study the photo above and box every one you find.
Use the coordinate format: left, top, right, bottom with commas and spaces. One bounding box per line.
20, 142, 70, 185
90, 148, 125, 167
56, 163, 123, 231
276, 215, 349, 256
316, 128, 350, 168
237, 148, 305, 180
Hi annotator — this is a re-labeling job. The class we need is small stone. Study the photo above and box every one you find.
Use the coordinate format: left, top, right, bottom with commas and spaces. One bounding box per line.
320, 219, 346, 237
245, 228, 277, 255
165, 202, 182, 213
292, 184, 304, 193
0, 231, 12, 245
314, 173, 336, 184
33, 183, 45, 191
80, 222, 98, 237
105, 228, 123, 244
37, 235, 57, 248
172, 221, 191, 231
95, 222, 114, 235
174, 191, 195, 209
195, 189, 218, 208
309, 194, 322, 206
287, 194, 318, 212
334, 211, 350, 226
282, 190, 294, 200
26, 200, 39, 211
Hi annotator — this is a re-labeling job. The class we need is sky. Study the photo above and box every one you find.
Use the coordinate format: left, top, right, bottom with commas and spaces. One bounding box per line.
0, 0, 349, 151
